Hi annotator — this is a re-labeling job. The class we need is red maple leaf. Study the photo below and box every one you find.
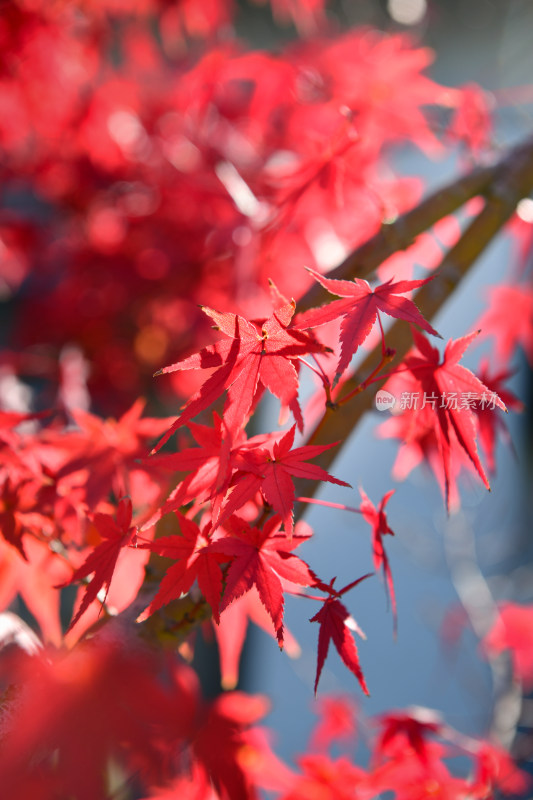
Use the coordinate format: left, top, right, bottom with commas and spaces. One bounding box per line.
385, 329, 507, 509
55, 398, 173, 510
297, 268, 440, 379
282, 753, 368, 800
377, 383, 477, 513
0, 410, 52, 484
147, 414, 278, 527
310, 575, 371, 695
0, 535, 72, 646
153, 296, 329, 449
288, 30, 446, 157
359, 488, 397, 631
475, 283, 533, 368
447, 84, 492, 155
212, 585, 302, 690
309, 694, 358, 752
212, 514, 316, 646
59, 497, 137, 630
473, 741, 531, 798
215, 425, 350, 537
192, 691, 280, 800
373, 708, 443, 765
263, 111, 360, 223
474, 358, 523, 474
149, 414, 234, 503
370, 739, 470, 800
210, 518, 313, 689
0, 478, 42, 560
482, 603, 533, 689
139, 512, 227, 623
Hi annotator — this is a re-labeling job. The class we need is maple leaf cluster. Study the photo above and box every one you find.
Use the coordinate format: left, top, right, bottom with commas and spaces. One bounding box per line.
0, 634, 289, 800
0, 0, 531, 798
278, 703, 530, 800
0, 0, 467, 412
0, 636, 529, 799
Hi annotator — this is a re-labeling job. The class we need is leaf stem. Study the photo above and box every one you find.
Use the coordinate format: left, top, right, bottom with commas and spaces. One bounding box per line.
296, 496, 363, 514
337, 347, 396, 407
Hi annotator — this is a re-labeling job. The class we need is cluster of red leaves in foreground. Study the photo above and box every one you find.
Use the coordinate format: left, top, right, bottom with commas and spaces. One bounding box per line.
0, 0, 532, 798
0, 634, 530, 800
